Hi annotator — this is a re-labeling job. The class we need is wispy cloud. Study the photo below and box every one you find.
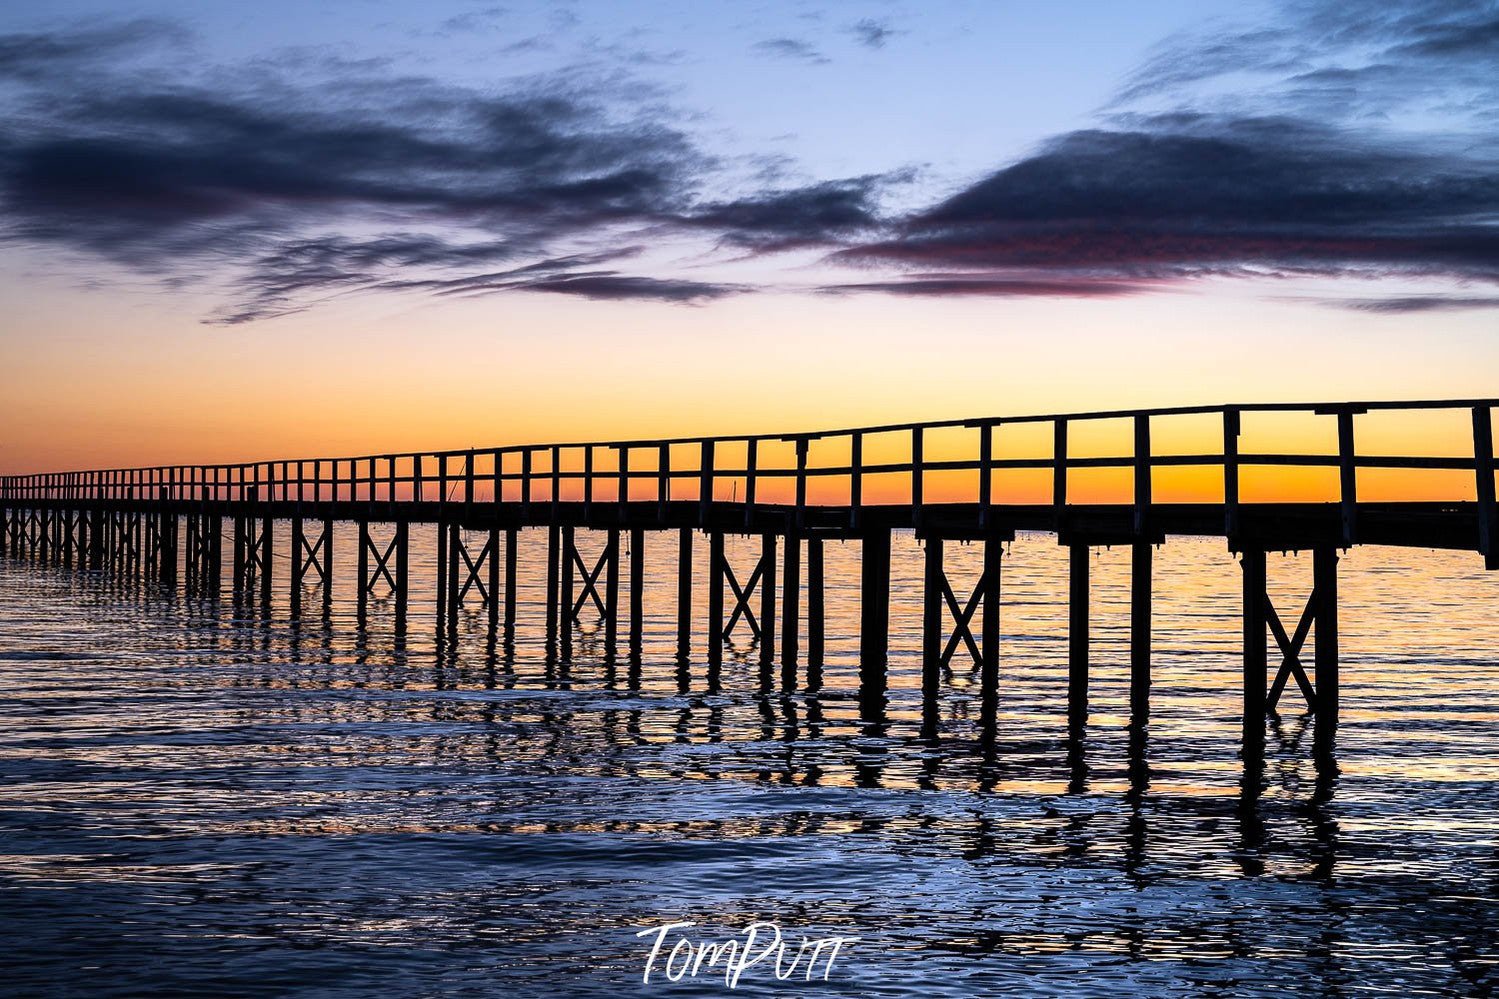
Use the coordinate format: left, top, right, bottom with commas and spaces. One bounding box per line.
752, 37, 830, 64
1333, 295, 1499, 313
1113, 0, 1499, 131
848, 18, 896, 49
0, 18, 187, 81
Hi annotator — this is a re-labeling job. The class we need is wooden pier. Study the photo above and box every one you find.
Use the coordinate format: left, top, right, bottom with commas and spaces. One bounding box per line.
4, 399, 1497, 758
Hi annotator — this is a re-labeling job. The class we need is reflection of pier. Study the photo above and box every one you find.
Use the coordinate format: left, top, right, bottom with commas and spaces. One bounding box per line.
4, 398, 1497, 759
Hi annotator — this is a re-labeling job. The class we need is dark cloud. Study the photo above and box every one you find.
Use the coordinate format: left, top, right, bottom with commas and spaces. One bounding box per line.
849, 19, 895, 49
826, 0, 1499, 302
691, 174, 900, 250
0, 22, 904, 322
834, 112, 1499, 298
0, 22, 742, 321
752, 38, 830, 64
5, 86, 700, 240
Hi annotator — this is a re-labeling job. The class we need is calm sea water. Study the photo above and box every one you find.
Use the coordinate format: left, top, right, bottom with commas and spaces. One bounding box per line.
2, 526, 1497, 997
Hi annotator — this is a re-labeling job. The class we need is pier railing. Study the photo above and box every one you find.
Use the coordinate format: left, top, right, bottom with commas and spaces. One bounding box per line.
4, 397, 1496, 550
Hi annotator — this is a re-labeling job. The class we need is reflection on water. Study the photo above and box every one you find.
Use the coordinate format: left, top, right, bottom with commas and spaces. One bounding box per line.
2, 528, 1497, 996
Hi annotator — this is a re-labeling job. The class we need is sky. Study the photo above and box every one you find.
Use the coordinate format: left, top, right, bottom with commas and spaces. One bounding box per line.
1, 0, 1496, 473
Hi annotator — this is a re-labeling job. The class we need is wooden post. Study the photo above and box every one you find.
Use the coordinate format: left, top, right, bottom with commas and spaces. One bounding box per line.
657, 444, 669, 522
560, 525, 575, 660
615, 447, 628, 520
486, 526, 499, 637
743, 440, 758, 530
698, 441, 714, 527
676, 527, 693, 660
186, 514, 200, 595
583, 446, 594, 520
521, 450, 533, 521
1068, 543, 1089, 733
759, 532, 777, 669
605, 528, 621, 655
1474, 406, 1496, 569
290, 516, 305, 618
545, 524, 560, 650
1134, 414, 1151, 536
133, 510, 145, 577
978, 423, 993, 528
794, 440, 808, 531
232, 514, 246, 604
859, 530, 891, 706
188, 510, 201, 590
321, 517, 333, 613
1130, 540, 1152, 724
850, 432, 863, 531
465, 450, 476, 520
446, 522, 461, 637
981, 536, 1002, 705
708, 531, 724, 673
436, 510, 448, 639
1242, 548, 1267, 758
629, 527, 645, 657
1338, 410, 1358, 547
911, 427, 924, 530
780, 532, 800, 687
1313, 546, 1339, 753
806, 537, 824, 690
395, 519, 409, 634
357, 518, 370, 622
504, 528, 518, 638
1223, 408, 1241, 540
551, 444, 563, 522
1053, 418, 1068, 528
922, 536, 943, 702
161, 505, 177, 586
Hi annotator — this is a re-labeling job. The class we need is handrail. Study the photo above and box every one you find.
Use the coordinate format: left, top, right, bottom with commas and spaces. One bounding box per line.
3, 399, 1496, 558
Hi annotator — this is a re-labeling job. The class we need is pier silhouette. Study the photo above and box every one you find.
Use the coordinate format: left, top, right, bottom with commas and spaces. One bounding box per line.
5, 398, 1497, 760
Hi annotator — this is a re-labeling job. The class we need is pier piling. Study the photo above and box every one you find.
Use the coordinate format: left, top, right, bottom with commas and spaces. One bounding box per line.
1068, 544, 1089, 733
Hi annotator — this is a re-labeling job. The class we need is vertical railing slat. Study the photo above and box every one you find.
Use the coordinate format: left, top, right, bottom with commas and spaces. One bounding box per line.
1474, 405, 1495, 567
698, 440, 714, 526
1134, 414, 1151, 536
1337, 410, 1357, 546
1223, 408, 1241, 540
